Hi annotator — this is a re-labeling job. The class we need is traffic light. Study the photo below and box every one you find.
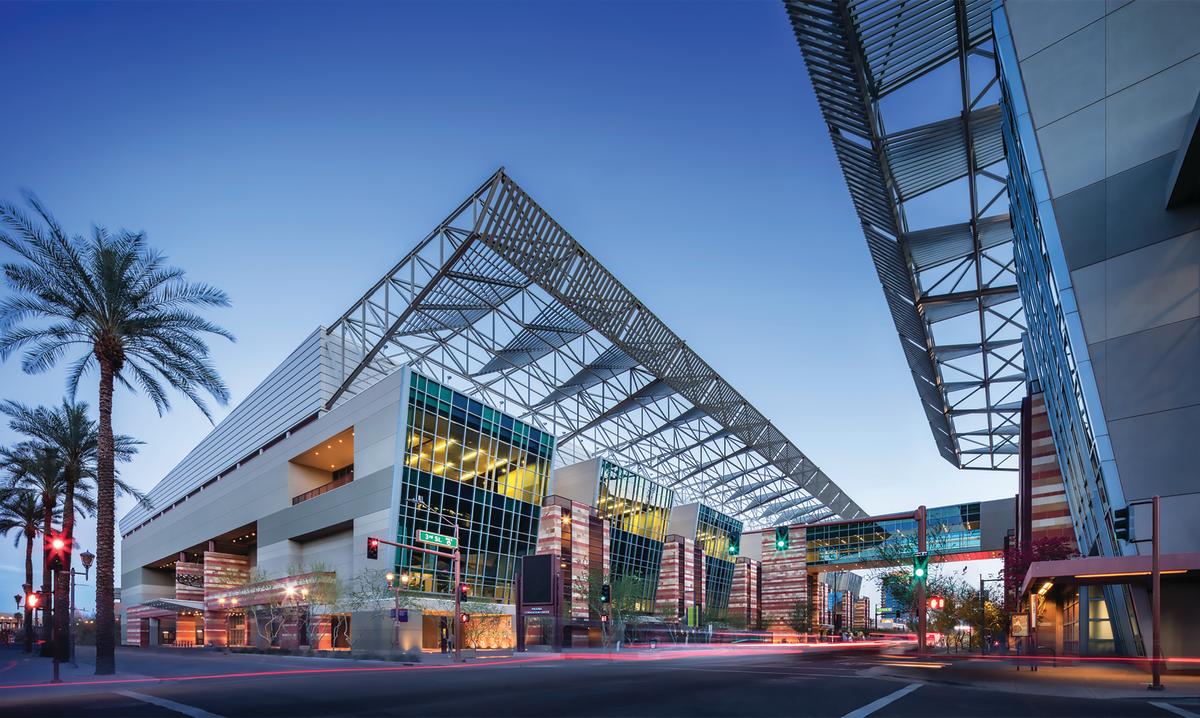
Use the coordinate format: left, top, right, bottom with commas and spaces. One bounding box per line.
928, 596, 945, 610
728, 541, 739, 557
459, 582, 470, 598
26, 591, 39, 609
1113, 507, 1132, 542
367, 537, 380, 560
912, 552, 929, 586
46, 532, 69, 571
600, 584, 611, 604
459, 612, 470, 624
775, 526, 789, 551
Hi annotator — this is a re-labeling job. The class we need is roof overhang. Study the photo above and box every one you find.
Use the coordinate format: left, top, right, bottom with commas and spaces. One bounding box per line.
1020, 553, 1200, 596
785, 0, 1025, 471
127, 598, 205, 618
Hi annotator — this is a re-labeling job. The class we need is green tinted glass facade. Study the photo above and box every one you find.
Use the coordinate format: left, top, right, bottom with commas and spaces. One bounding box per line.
596, 460, 674, 606
697, 505, 742, 612
395, 372, 555, 601
804, 503, 981, 567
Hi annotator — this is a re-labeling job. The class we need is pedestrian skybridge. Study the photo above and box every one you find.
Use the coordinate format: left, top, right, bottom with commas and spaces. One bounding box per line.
803, 497, 1013, 569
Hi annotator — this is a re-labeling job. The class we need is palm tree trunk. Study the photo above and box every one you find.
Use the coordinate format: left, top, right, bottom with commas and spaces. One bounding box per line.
24, 530, 34, 653
94, 360, 117, 675
54, 475, 76, 662
40, 497, 52, 651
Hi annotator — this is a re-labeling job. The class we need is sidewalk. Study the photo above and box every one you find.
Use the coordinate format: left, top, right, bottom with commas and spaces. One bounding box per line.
866, 653, 1200, 700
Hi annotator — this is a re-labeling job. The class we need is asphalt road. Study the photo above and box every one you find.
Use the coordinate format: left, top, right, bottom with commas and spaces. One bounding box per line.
0, 646, 1192, 718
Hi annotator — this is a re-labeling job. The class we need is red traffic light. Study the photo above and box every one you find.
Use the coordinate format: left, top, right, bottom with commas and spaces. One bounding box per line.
26, 592, 39, 608
366, 537, 380, 559
51, 537, 65, 551
459, 612, 470, 624
459, 583, 470, 596
928, 596, 945, 610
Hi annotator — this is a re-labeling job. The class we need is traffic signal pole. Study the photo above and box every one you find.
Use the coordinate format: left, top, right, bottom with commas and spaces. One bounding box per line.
916, 505, 927, 659
369, 535, 462, 663
1150, 495, 1163, 691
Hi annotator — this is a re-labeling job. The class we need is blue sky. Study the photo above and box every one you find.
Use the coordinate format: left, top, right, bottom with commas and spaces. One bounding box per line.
0, 1, 1009, 610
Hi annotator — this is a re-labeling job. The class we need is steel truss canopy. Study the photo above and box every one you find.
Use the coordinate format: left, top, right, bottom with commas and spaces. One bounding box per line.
785, 0, 1025, 470
326, 169, 865, 527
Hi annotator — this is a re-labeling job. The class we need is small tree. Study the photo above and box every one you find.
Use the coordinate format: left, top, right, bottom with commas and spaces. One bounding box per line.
1002, 536, 1074, 611
459, 598, 511, 650
240, 569, 287, 649
785, 599, 812, 638
577, 570, 650, 648
339, 567, 415, 651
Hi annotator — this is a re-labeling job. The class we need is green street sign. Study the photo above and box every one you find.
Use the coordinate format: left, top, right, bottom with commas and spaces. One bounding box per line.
417, 530, 457, 549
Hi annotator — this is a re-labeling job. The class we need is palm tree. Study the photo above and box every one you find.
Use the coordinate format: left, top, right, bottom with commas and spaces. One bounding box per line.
0, 442, 65, 648
0, 488, 55, 653
1, 401, 140, 660
0, 195, 232, 673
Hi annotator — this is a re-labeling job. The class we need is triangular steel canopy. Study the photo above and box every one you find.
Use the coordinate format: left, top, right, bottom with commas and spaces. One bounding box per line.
786, 0, 1026, 471
324, 169, 865, 525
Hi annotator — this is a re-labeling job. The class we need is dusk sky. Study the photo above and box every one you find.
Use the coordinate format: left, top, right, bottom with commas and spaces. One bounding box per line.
0, 1, 1008, 610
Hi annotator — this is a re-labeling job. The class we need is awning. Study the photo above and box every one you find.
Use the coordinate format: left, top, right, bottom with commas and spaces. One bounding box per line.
1020, 553, 1200, 596
127, 598, 205, 619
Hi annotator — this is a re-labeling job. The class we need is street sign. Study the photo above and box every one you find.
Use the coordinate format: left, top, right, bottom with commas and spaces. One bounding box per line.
523, 605, 552, 616
417, 530, 457, 549
390, 608, 409, 622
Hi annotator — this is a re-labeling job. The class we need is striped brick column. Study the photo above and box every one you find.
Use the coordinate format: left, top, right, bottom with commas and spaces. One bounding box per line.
538, 498, 610, 621
760, 527, 807, 633
655, 535, 698, 619
1029, 393, 1076, 548
729, 558, 760, 628
203, 552, 250, 647
175, 562, 204, 601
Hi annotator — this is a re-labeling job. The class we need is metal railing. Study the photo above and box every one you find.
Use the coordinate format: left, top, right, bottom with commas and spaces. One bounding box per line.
292, 475, 353, 505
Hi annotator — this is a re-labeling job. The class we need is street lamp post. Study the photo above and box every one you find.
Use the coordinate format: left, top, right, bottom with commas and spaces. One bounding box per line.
979, 575, 1003, 655
14, 594, 25, 652
69, 549, 95, 667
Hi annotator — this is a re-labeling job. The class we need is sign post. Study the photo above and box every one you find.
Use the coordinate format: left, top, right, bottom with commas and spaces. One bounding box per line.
369, 534, 461, 662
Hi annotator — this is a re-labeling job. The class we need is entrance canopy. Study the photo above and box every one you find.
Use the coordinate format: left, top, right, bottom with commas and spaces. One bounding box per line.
127, 598, 204, 619
1020, 553, 1200, 597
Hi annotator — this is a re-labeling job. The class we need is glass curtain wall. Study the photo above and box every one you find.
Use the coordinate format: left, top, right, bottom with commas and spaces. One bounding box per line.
396, 372, 555, 602
596, 460, 674, 607
696, 505, 742, 612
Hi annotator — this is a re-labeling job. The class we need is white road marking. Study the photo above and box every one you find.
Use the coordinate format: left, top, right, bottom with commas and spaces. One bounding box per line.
1152, 702, 1200, 718
841, 682, 922, 718
640, 665, 818, 678
114, 690, 225, 718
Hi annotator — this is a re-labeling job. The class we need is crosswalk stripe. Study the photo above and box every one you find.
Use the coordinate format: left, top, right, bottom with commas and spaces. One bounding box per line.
841, 683, 922, 718
114, 690, 225, 718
